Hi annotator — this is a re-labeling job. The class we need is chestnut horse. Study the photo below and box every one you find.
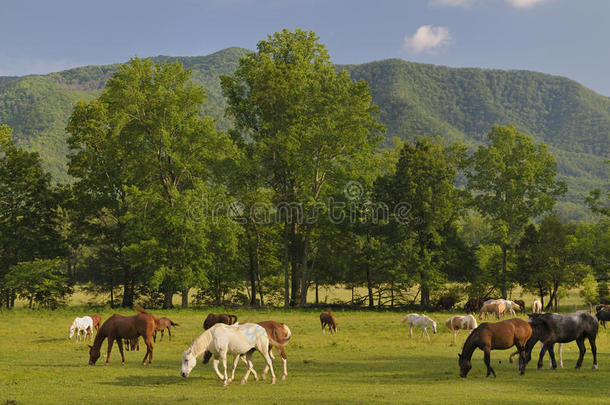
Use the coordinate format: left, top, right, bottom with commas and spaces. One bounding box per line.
320, 310, 337, 333
458, 318, 532, 378
89, 314, 102, 332
203, 313, 237, 330
154, 317, 179, 342
88, 306, 156, 366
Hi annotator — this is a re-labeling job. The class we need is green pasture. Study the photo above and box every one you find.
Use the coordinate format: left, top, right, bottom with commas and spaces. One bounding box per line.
1, 308, 609, 404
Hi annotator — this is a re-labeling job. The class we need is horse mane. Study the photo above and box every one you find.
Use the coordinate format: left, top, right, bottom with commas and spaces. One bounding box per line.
188, 328, 214, 357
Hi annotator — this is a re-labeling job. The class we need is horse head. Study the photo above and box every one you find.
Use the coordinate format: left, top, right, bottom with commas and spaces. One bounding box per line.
181, 349, 197, 378
458, 353, 471, 377
88, 344, 100, 365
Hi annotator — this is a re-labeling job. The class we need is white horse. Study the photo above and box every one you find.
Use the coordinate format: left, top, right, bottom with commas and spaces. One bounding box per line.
68, 316, 93, 341
532, 299, 543, 313
402, 313, 437, 341
445, 315, 477, 344
483, 299, 520, 317
181, 323, 276, 386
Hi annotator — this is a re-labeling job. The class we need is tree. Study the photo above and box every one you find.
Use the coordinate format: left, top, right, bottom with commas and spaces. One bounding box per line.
67, 58, 234, 308
5, 258, 72, 309
466, 125, 566, 298
0, 125, 65, 308
375, 137, 466, 307
221, 29, 384, 306
516, 216, 589, 310
580, 272, 599, 312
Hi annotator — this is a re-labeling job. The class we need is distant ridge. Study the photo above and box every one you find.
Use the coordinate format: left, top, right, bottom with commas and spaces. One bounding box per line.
0, 47, 607, 220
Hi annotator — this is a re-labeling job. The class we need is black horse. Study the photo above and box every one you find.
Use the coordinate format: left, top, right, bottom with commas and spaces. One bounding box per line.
525, 312, 598, 370
596, 309, 610, 328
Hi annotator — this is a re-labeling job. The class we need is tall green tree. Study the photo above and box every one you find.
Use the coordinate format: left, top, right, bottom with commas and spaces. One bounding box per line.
67, 58, 234, 308
376, 137, 466, 307
221, 29, 384, 306
466, 125, 566, 298
0, 125, 65, 308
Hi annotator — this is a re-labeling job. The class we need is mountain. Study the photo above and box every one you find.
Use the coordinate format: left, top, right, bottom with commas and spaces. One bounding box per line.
0, 47, 607, 221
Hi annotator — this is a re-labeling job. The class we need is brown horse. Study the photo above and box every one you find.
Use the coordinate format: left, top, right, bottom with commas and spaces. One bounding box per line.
88, 306, 156, 366
89, 314, 102, 331
458, 318, 532, 378
513, 300, 526, 312
320, 310, 337, 333
203, 313, 237, 330
257, 320, 292, 380
153, 317, 179, 342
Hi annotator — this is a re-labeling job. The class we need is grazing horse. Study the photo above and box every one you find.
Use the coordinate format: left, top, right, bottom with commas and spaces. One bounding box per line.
525, 312, 598, 370
436, 296, 456, 311
445, 315, 477, 344
89, 314, 102, 332
532, 299, 542, 313
203, 313, 237, 330
596, 309, 610, 328
513, 300, 525, 312
595, 304, 610, 312
479, 301, 506, 320
458, 318, 532, 378
153, 317, 179, 342
402, 313, 437, 341
202, 320, 292, 381
180, 323, 276, 386
69, 316, 94, 341
88, 306, 156, 366
320, 310, 337, 333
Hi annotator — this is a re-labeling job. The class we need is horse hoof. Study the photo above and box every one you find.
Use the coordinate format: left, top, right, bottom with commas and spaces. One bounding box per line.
261, 375, 266, 380
592, 364, 598, 370
271, 378, 276, 385
240, 379, 247, 385
281, 375, 286, 381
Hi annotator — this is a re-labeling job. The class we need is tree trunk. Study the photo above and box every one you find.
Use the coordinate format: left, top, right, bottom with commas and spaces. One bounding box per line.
283, 221, 291, 308
248, 244, 257, 306
391, 280, 394, 308
501, 246, 508, 299
110, 280, 114, 309
181, 288, 189, 308
421, 284, 430, 308
299, 230, 311, 307
163, 289, 174, 309
366, 263, 374, 308
121, 265, 134, 308
315, 282, 319, 305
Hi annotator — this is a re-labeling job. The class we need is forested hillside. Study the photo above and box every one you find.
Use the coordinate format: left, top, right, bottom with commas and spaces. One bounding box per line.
0, 47, 607, 220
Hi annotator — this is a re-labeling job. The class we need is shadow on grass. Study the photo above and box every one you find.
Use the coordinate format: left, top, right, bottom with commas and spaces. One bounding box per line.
98, 375, 199, 387
36, 337, 67, 343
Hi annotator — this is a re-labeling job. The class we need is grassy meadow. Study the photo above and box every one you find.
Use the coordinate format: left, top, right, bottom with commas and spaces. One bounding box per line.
1, 305, 609, 405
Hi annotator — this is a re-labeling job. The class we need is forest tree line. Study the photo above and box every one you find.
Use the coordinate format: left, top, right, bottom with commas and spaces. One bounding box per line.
0, 30, 608, 310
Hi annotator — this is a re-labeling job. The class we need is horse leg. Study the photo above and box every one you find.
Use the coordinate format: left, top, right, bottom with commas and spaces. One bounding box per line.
167, 327, 172, 341
241, 352, 255, 385
558, 343, 563, 368
547, 343, 557, 370
153, 331, 157, 343
116, 338, 126, 365
537, 344, 549, 370
575, 337, 586, 370
229, 354, 240, 383
321, 320, 325, 334
588, 336, 598, 370
424, 328, 431, 342
280, 346, 287, 380
106, 337, 114, 365
262, 346, 276, 384
159, 330, 164, 342
142, 336, 153, 365
212, 357, 224, 381
221, 353, 229, 386
410, 325, 413, 338
484, 348, 495, 378
514, 342, 526, 375
452, 330, 457, 345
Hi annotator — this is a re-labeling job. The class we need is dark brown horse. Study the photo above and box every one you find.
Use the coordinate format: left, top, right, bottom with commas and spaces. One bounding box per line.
203, 313, 237, 330
464, 298, 484, 313
89, 314, 102, 331
597, 309, 610, 328
513, 300, 526, 311
153, 317, 179, 342
458, 318, 532, 377
320, 310, 337, 333
88, 306, 156, 366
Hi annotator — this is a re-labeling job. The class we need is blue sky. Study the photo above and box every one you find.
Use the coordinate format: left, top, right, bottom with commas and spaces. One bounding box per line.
1, 0, 609, 96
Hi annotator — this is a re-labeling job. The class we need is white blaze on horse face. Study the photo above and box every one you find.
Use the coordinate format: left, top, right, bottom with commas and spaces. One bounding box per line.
181, 350, 197, 377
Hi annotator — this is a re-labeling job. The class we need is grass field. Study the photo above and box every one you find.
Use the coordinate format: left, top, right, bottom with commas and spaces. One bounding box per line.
1, 307, 609, 404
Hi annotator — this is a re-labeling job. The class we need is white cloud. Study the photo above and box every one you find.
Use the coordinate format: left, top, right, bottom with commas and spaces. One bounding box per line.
429, 0, 477, 8
402, 25, 454, 54
506, 0, 549, 8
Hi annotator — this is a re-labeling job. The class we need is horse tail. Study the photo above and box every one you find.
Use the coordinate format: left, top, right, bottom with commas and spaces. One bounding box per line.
229, 315, 238, 325
282, 324, 292, 341
134, 306, 149, 315
170, 320, 180, 327
267, 336, 283, 349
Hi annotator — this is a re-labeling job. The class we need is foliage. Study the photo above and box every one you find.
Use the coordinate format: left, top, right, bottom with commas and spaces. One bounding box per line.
5, 258, 72, 308
580, 272, 599, 308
